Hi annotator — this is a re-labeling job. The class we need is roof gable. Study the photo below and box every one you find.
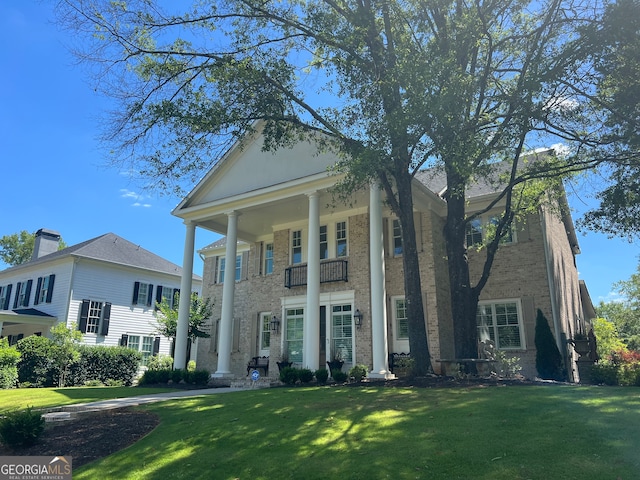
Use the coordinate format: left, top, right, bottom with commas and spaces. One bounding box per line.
2, 233, 199, 279
177, 126, 340, 210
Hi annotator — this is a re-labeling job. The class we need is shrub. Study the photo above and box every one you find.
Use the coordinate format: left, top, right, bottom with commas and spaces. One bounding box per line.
331, 369, 348, 383
186, 369, 210, 385
0, 407, 45, 448
16, 335, 56, 387
590, 361, 619, 385
147, 354, 174, 371
187, 360, 197, 372
0, 339, 20, 389
349, 364, 368, 382
315, 368, 329, 384
298, 368, 314, 383
279, 366, 299, 385
171, 369, 186, 383
68, 346, 141, 386
534, 309, 566, 381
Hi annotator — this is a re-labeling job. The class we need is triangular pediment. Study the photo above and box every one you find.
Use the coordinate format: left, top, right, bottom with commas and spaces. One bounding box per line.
179, 127, 340, 209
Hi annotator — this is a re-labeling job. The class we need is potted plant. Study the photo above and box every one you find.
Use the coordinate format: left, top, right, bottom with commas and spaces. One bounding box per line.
276, 354, 292, 373
326, 351, 344, 373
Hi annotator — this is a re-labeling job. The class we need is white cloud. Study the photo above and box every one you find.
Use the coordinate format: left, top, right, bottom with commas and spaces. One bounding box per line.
120, 189, 152, 207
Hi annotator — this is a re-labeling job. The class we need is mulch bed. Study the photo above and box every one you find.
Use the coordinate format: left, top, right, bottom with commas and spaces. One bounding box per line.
0, 408, 159, 468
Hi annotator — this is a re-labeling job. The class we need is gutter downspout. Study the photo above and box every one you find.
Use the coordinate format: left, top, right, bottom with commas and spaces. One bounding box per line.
540, 209, 562, 351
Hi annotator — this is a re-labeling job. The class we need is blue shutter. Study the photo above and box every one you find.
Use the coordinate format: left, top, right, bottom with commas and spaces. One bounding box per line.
46, 275, 55, 303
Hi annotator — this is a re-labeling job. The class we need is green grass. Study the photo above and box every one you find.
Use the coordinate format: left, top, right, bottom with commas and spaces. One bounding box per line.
1, 384, 638, 479
61, 384, 640, 480
0, 386, 180, 413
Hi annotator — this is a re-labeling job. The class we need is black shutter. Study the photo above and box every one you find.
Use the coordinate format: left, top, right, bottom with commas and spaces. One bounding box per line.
13, 282, 21, 308
155, 285, 163, 309
120, 334, 129, 347
147, 284, 154, 307
3, 284, 12, 310
34, 277, 43, 305
79, 300, 90, 333
46, 275, 55, 303
132, 281, 140, 305
153, 336, 161, 355
100, 302, 111, 336
23, 280, 32, 307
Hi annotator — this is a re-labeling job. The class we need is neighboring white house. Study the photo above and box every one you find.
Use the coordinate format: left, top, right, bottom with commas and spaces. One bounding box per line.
0, 229, 202, 365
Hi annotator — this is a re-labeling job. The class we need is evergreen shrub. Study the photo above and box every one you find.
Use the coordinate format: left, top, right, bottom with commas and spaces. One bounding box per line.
534, 309, 566, 381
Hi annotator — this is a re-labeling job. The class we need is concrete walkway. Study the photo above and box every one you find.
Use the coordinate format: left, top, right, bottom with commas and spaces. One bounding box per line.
42, 387, 241, 421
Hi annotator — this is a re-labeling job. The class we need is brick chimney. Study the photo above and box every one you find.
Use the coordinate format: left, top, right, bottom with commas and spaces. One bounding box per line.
32, 229, 61, 260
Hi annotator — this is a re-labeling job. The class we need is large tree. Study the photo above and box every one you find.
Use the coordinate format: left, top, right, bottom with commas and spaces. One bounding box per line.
577, 0, 640, 239
0, 231, 67, 267
56, 0, 638, 374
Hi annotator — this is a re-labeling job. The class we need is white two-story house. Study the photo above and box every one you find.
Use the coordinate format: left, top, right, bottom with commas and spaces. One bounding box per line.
0, 229, 202, 365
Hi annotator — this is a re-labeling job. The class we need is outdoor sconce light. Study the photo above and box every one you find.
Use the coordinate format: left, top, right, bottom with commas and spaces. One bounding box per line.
270, 315, 280, 333
353, 309, 363, 329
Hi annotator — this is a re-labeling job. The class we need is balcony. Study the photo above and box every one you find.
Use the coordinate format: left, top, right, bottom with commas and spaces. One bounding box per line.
284, 259, 349, 288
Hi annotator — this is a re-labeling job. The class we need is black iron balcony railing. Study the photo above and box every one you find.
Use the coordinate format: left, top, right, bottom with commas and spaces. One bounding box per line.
284, 259, 349, 288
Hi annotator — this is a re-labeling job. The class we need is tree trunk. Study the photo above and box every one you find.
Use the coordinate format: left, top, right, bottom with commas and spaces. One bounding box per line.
395, 172, 433, 376
444, 186, 480, 365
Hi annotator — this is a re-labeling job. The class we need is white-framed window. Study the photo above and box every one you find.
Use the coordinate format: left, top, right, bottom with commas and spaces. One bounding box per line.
86, 300, 103, 334
331, 305, 353, 363
391, 296, 410, 353
466, 215, 516, 247
259, 312, 271, 356
133, 281, 154, 307
466, 218, 483, 246
264, 243, 274, 275
489, 216, 514, 244
285, 308, 304, 363
35, 274, 55, 305
320, 225, 329, 259
126, 335, 155, 365
292, 230, 303, 264
217, 255, 242, 283
476, 300, 525, 349
336, 221, 348, 257
392, 219, 403, 255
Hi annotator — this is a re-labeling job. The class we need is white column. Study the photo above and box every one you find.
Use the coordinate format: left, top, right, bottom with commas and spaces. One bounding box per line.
214, 211, 239, 377
304, 192, 320, 371
174, 221, 196, 370
368, 184, 394, 378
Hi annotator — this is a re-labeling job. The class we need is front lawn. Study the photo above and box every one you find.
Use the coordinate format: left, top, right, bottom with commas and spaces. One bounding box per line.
72, 384, 640, 480
0, 386, 180, 413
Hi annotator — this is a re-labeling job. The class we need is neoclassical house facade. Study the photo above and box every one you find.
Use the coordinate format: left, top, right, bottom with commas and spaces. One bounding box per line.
172, 127, 595, 381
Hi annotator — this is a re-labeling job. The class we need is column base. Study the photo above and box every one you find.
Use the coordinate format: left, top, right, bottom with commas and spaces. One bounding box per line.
211, 371, 234, 379
368, 371, 397, 380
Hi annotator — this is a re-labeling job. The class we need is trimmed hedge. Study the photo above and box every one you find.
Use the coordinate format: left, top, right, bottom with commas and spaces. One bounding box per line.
0, 339, 20, 389
16, 336, 57, 387
138, 368, 210, 386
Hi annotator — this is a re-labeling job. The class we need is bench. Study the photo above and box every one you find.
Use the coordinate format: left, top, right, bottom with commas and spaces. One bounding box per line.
436, 358, 497, 376
388, 352, 411, 373
247, 356, 269, 376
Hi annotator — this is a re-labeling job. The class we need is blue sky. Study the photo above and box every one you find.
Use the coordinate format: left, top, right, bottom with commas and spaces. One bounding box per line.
1, 1, 638, 304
